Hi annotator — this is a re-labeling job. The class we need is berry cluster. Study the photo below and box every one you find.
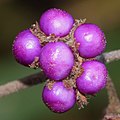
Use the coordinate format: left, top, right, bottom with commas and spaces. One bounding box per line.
12, 8, 107, 113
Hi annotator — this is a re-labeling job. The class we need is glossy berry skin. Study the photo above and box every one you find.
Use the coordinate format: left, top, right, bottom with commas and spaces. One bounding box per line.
42, 81, 76, 113
39, 42, 74, 81
76, 60, 107, 95
39, 8, 74, 37
12, 29, 41, 67
74, 23, 106, 58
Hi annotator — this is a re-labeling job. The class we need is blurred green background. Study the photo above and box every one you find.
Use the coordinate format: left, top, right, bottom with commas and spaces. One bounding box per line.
0, 0, 120, 120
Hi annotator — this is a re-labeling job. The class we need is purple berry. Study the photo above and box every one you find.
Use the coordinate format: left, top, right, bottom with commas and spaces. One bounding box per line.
74, 23, 106, 58
39, 42, 74, 80
39, 8, 74, 37
12, 29, 41, 67
42, 81, 76, 113
76, 60, 107, 95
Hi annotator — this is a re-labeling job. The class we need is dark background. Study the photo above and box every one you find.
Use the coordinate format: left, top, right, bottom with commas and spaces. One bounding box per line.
0, 0, 120, 120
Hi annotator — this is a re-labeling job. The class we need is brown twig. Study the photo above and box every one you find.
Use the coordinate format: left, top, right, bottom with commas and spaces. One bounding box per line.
96, 49, 120, 64
0, 49, 119, 99
102, 75, 120, 120
103, 50, 120, 63
0, 72, 47, 98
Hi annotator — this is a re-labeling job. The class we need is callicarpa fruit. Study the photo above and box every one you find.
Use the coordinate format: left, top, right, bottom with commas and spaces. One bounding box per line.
12, 7, 108, 114
76, 60, 107, 95
74, 23, 106, 58
39, 8, 74, 37
12, 29, 41, 67
42, 81, 76, 113
39, 42, 74, 80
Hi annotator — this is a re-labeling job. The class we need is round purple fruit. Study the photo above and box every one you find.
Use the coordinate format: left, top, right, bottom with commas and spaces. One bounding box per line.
12, 29, 41, 67
42, 81, 76, 113
39, 8, 74, 37
39, 42, 74, 80
74, 23, 106, 58
76, 60, 107, 95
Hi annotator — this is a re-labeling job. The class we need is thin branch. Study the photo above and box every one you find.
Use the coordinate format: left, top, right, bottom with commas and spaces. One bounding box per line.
102, 75, 120, 120
96, 49, 120, 64
103, 49, 120, 63
0, 72, 47, 98
106, 75, 120, 108
0, 49, 120, 98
